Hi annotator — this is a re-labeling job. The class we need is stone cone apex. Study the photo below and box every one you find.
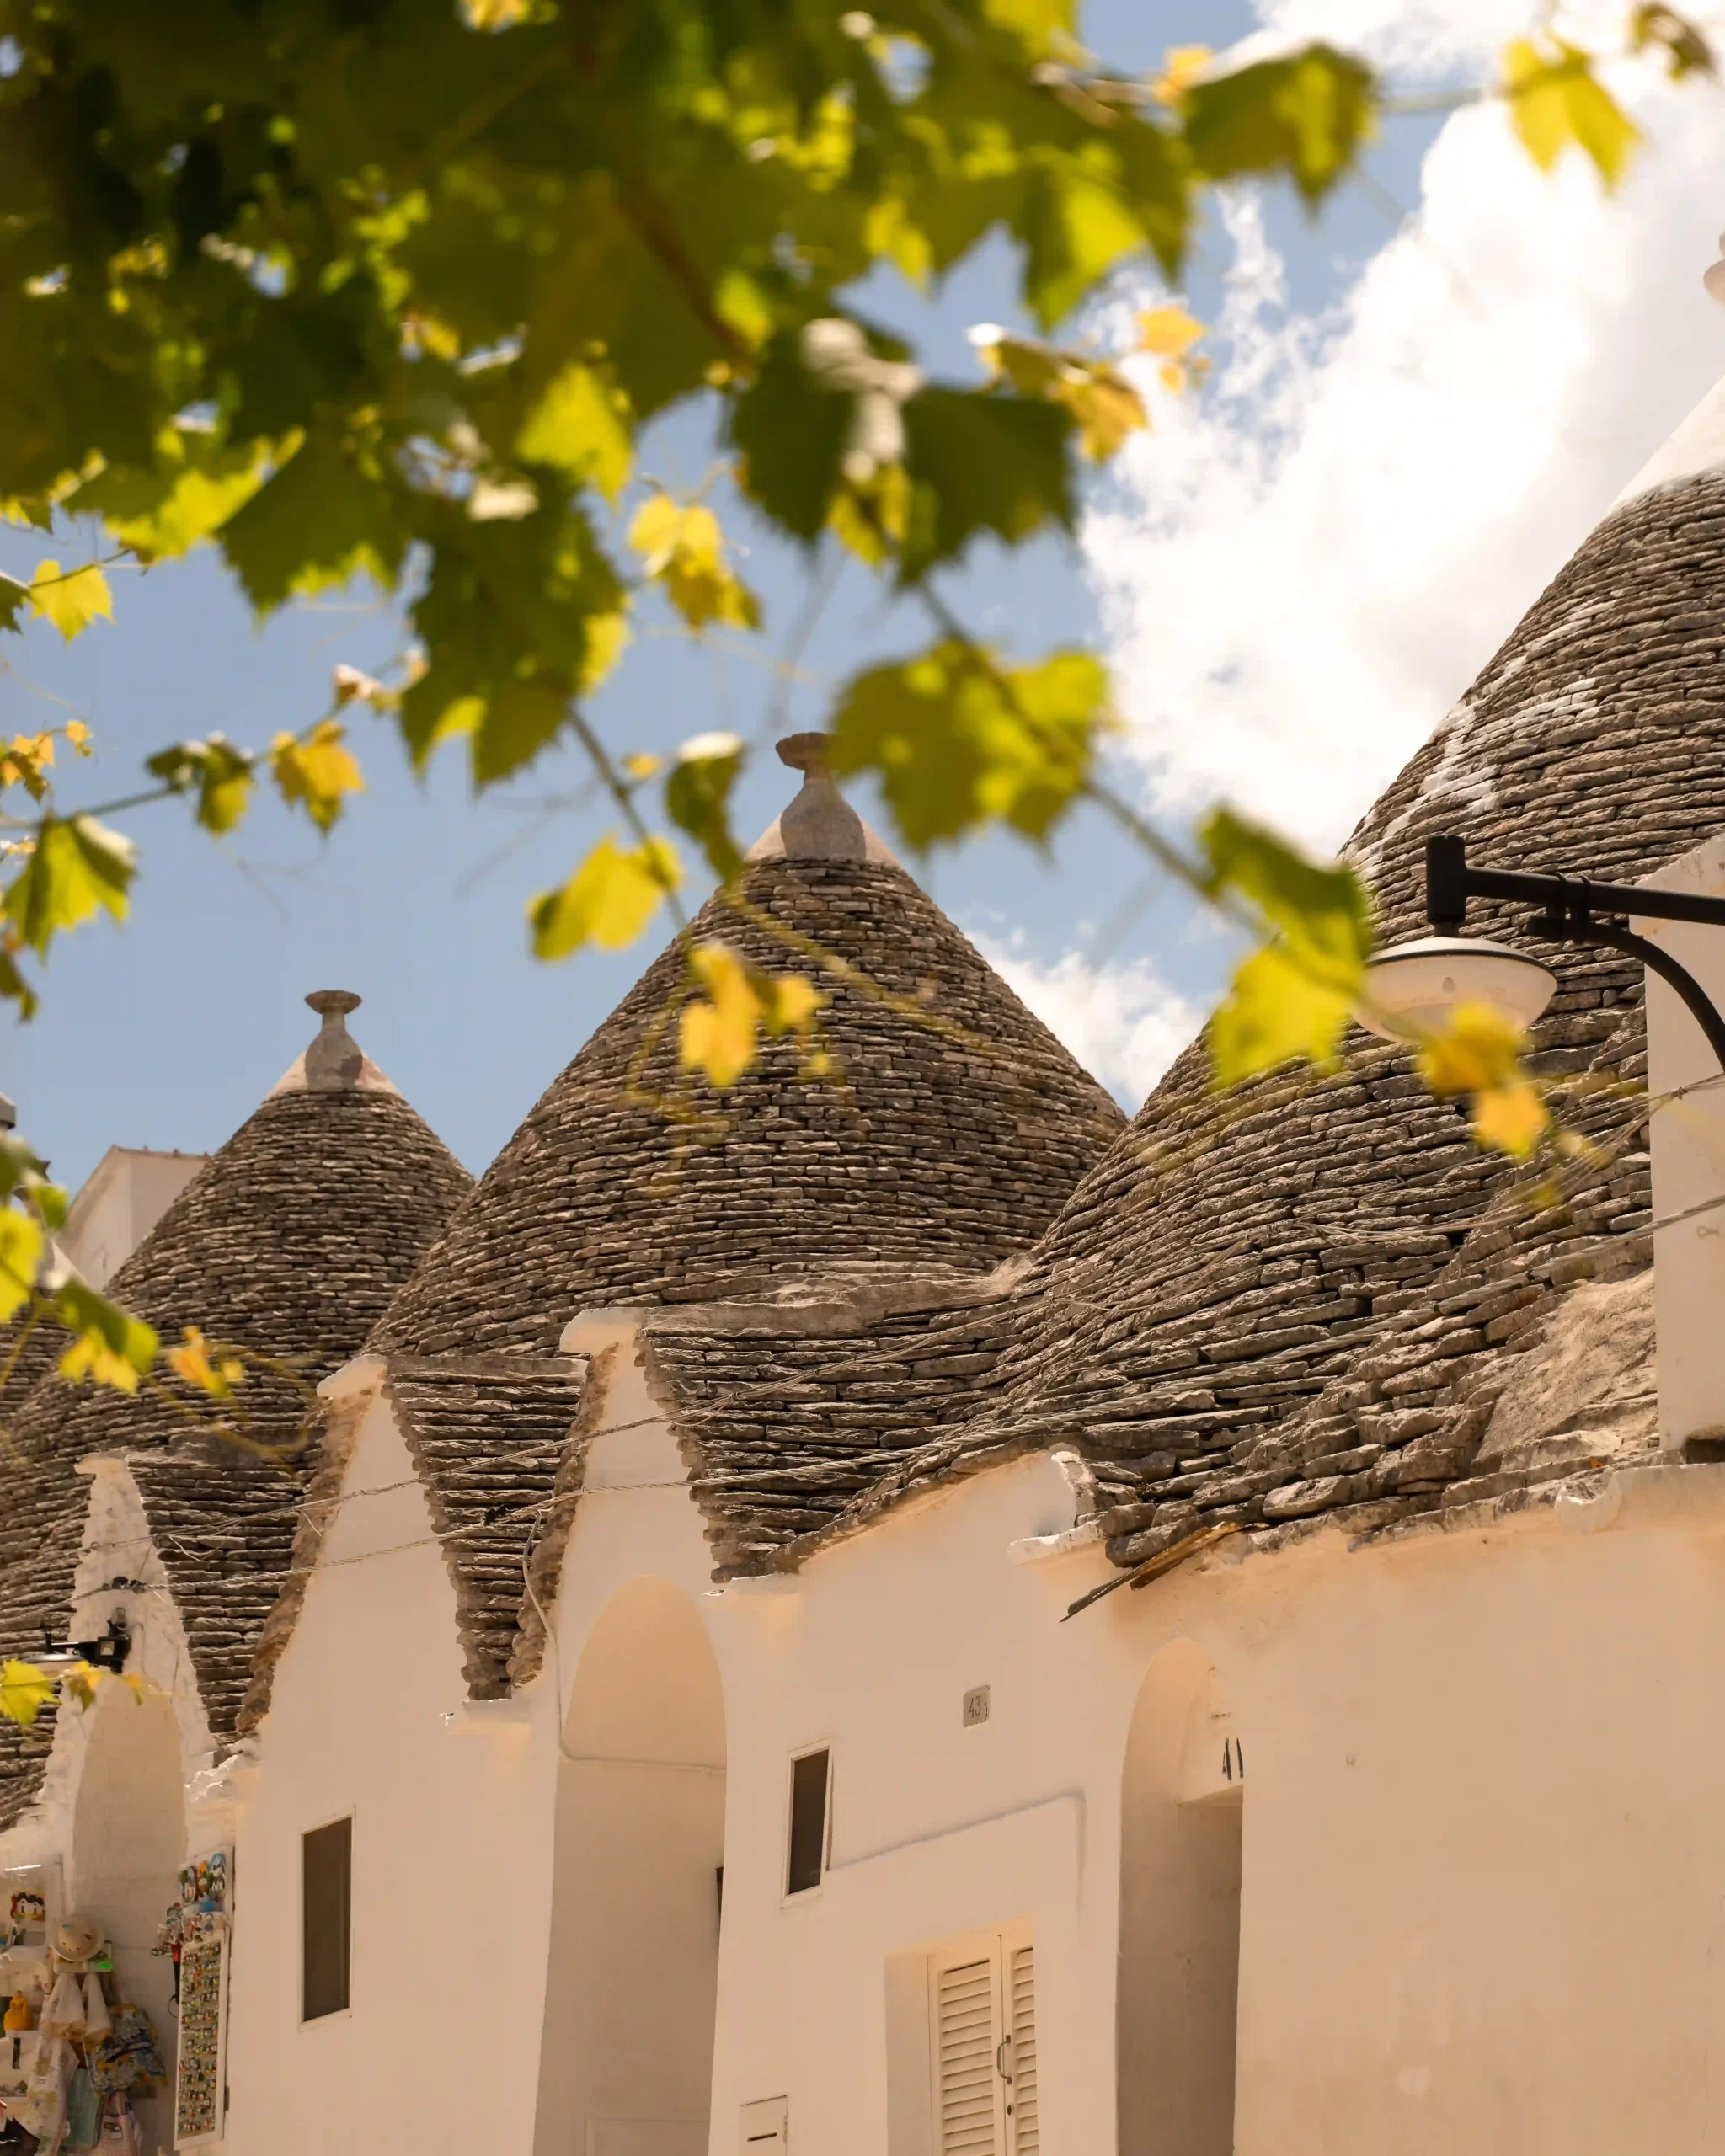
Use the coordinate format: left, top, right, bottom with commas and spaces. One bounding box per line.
271, 988, 396, 1096
746, 732, 900, 867
305, 989, 364, 1090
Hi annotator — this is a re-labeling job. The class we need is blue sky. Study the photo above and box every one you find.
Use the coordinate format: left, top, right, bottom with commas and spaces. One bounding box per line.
6, 0, 1721, 1193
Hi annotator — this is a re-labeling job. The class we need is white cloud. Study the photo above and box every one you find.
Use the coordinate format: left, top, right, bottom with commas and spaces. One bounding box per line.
972, 931, 1206, 1107
1086, 33, 1725, 853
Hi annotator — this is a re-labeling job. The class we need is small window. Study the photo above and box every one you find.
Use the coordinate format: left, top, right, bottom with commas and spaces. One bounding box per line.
785, 1748, 830, 1897
302, 1817, 352, 2021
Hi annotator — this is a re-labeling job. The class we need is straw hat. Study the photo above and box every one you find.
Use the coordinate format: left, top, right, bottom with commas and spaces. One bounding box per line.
51, 1915, 102, 1966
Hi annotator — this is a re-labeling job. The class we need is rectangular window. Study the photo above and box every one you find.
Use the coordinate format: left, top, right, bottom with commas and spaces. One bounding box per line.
785, 1748, 830, 1897
302, 1817, 351, 2021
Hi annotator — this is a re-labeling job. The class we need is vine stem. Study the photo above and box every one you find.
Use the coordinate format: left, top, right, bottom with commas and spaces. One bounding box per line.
563, 705, 690, 933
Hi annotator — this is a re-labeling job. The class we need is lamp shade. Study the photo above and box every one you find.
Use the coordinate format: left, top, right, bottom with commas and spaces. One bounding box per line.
1355, 936, 1557, 1044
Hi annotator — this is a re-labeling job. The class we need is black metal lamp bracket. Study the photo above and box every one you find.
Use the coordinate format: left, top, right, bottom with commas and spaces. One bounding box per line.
1425, 835, 1725, 1075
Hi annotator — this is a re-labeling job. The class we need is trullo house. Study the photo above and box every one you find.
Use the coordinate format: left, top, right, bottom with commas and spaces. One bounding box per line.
9, 354, 1725, 2156
0, 997, 470, 2150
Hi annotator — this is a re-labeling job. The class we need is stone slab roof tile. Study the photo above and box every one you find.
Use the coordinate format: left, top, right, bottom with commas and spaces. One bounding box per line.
382, 1367, 586, 1697
642, 1289, 1015, 1575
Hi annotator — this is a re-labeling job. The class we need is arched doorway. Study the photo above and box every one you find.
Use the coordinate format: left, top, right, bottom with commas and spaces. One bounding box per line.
534, 1577, 727, 2156
69, 1678, 185, 2152
1117, 1641, 1243, 2156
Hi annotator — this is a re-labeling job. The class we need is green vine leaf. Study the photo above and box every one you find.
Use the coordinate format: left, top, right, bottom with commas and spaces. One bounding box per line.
1183, 44, 1378, 205
831, 640, 1106, 849
53, 1277, 160, 1393
665, 733, 745, 881
3, 816, 136, 956
147, 736, 256, 835
1199, 807, 1374, 1083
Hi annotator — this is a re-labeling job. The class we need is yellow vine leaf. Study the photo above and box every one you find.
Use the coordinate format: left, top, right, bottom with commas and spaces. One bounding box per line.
1415, 1000, 1525, 1097
1502, 38, 1641, 189
1471, 1081, 1551, 1158
973, 330, 1149, 462
1138, 307, 1205, 356
769, 974, 823, 1030
1, 733, 54, 802
1414, 1002, 1551, 1156
58, 1333, 141, 1390
60, 1662, 101, 1713
0, 1207, 45, 1321
270, 720, 365, 833
1199, 808, 1373, 1085
628, 494, 761, 634
527, 833, 680, 960
515, 362, 633, 503
679, 944, 761, 1089
54, 1277, 158, 1392
29, 560, 112, 642
462, 0, 530, 24
1151, 43, 1214, 104
1138, 306, 1208, 392
0, 1660, 55, 1731
678, 942, 824, 1091
167, 1325, 244, 1401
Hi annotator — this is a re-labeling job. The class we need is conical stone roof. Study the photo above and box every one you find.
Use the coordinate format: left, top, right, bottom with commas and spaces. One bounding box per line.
802, 359, 1725, 1575
374, 739, 1125, 1361
0, 995, 470, 1824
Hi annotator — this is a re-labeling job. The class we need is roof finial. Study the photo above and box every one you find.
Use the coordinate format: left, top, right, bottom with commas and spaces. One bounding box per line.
304, 990, 365, 1091
773, 732, 867, 861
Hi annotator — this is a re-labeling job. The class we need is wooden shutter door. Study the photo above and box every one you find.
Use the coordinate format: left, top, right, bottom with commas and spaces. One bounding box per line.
1006, 1944, 1039, 2156
933, 1950, 1006, 2155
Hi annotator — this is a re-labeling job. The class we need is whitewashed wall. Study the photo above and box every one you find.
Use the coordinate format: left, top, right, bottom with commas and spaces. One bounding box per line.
218, 1316, 1725, 2156
220, 1325, 721, 2156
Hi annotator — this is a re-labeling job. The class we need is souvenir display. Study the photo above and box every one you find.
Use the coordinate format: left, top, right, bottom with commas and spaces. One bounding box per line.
8, 2030, 71, 2144
0, 1903, 161, 2156
63, 2065, 99, 2148
166, 1849, 230, 2147
94, 2095, 142, 2153
88, 2010, 163, 2099
0, 2026, 40, 2105
169, 1939, 224, 2146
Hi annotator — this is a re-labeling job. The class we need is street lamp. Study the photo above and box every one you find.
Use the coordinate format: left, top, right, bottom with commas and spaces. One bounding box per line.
1359, 834, 1725, 1070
